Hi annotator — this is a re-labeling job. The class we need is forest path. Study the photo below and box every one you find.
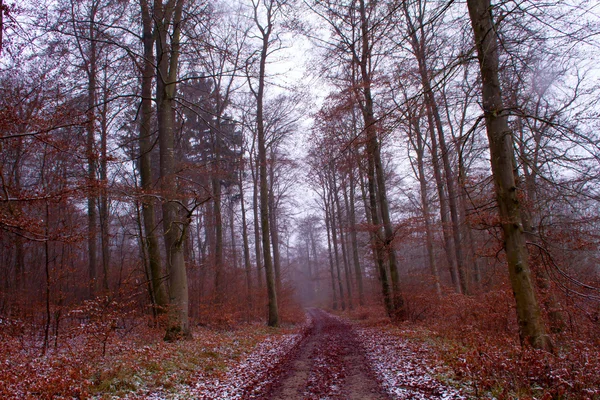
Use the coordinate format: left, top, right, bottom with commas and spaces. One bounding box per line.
267, 308, 390, 400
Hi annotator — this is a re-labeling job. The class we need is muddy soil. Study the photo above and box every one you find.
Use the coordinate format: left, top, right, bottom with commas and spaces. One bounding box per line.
267, 309, 389, 400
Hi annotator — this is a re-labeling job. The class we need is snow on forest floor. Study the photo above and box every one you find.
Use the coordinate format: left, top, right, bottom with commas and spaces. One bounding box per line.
318, 312, 466, 400
354, 323, 466, 399
0, 317, 310, 399
109, 320, 312, 400
141, 323, 311, 399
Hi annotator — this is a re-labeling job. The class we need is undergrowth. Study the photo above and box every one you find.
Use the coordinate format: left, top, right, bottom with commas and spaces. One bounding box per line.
0, 292, 305, 399
341, 286, 600, 399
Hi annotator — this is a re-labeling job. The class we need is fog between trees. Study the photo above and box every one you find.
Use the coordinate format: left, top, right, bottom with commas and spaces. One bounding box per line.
1, 0, 599, 355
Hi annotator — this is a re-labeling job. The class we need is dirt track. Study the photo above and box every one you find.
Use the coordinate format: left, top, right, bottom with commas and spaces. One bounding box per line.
267, 309, 389, 400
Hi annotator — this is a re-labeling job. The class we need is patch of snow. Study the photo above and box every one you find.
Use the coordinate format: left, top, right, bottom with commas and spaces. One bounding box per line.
356, 327, 466, 400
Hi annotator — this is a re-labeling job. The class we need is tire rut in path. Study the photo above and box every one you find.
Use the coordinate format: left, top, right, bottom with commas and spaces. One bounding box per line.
268, 309, 389, 400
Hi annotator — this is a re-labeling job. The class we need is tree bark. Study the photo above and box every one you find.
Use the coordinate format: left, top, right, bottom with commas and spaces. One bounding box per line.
252, 0, 279, 326
346, 161, 364, 305
357, 0, 404, 318
324, 190, 339, 310
85, 2, 98, 296
359, 154, 392, 316
139, 0, 168, 315
239, 164, 253, 311
328, 172, 346, 310
466, 0, 552, 351
99, 77, 110, 293
268, 149, 282, 291
408, 111, 442, 296
335, 173, 353, 309
155, 0, 190, 340
212, 142, 224, 304
250, 151, 264, 289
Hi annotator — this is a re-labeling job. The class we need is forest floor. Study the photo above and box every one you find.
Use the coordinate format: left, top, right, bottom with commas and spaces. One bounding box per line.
6, 305, 597, 399
0, 308, 466, 399
267, 308, 390, 400
266, 308, 464, 400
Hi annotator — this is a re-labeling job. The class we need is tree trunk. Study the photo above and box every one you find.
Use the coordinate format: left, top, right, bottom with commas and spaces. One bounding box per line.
466, 0, 552, 351
229, 197, 238, 271
403, 2, 462, 294
250, 150, 264, 289
335, 173, 353, 309
13, 142, 24, 290
346, 162, 364, 305
139, 0, 168, 315
268, 149, 282, 291
155, 0, 190, 340
516, 118, 565, 332
86, 5, 98, 296
212, 156, 224, 304
254, 4, 279, 326
239, 166, 253, 311
358, 0, 404, 318
409, 112, 442, 297
359, 155, 392, 316
99, 78, 110, 293
324, 192, 338, 310
328, 173, 346, 310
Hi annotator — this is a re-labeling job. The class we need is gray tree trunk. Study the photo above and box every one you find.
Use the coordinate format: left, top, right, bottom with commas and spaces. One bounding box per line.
155, 0, 190, 340
252, 0, 279, 326
466, 0, 552, 351
139, 0, 168, 315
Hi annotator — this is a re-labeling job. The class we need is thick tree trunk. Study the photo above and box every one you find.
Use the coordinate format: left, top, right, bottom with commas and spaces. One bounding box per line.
466, 0, 552, 351
139, 0, 168, 315
155, 0, 190, 340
